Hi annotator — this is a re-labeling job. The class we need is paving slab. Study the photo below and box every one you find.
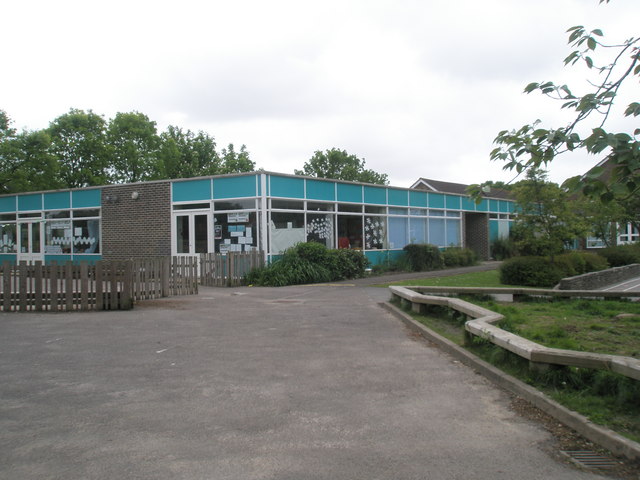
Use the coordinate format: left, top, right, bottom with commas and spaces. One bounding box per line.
0, 284, 610, 480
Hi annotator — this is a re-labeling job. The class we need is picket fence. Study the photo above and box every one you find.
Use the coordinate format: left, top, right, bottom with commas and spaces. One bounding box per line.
0, 257, 198, 312
0, 252, 263, 312
199, 251, 264, 287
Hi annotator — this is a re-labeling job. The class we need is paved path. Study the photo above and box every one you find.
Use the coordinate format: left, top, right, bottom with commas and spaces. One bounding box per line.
0, 279, 611, 479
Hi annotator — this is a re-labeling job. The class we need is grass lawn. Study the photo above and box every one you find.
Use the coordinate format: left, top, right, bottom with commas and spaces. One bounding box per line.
389, 270, 640, 443
384, 269, 518, 288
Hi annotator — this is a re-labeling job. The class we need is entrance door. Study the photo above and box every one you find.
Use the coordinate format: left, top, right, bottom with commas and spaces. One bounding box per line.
17, 221, 44, 264
173, 213, 211, 256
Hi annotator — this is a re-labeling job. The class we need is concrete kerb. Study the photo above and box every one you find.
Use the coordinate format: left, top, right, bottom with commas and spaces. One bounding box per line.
380, 301, 640, 461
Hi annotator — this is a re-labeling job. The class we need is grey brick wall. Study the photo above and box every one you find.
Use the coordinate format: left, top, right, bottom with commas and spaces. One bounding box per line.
101, 182, 171, 260
464, 213, 489, 260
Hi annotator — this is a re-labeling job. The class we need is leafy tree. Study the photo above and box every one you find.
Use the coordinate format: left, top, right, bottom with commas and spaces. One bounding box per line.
107, 111, 161, 183
484, 1, 639, 204
157, 128, 254, 179
219, 143, 255, 174
158, 126, 220, 179
47, 109, 110, 188
510, 169, 587, 257
295, 148, 389, 185
5, 130, 62, 193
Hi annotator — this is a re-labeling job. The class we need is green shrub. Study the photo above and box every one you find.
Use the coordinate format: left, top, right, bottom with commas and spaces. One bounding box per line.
598, 244, 640, 267
581, 252, 609, 272
490, 237, 517, 260
245, 242, 368, 286
442, 247, 478, 267
499, 256, 564, 287
403, 244, 443, 271
329, 248, 368, 280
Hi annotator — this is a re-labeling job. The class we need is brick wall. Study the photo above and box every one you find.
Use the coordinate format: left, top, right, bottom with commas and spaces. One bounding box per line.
101, 182, 171, 260
464, 212, 489, 260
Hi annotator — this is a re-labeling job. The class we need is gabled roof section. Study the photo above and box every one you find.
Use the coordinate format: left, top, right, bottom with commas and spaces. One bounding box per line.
411, 177, 513, 200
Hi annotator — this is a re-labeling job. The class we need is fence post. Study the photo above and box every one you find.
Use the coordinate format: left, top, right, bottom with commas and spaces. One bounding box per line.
2, 261, 11, 312
95, 261, 104, 310
80, 262, 89, 310
34, 261, 43, 312
50, 262, 59, 311
121, 260, 133, 309
65, 262, 74, 311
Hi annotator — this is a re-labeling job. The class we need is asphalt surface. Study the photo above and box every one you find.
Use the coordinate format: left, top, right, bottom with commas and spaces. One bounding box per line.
0, 278, 614, 479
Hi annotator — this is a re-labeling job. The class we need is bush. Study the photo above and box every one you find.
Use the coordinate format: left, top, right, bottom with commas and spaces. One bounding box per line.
442, 247, 478, 267
329, 248, 368, 280
499, 256, 564, 287
245, 242, 368, 286
598, 243, 640, 267
403, 244, 443, 271
550, 251, 609, 278
490, 237, 517, 260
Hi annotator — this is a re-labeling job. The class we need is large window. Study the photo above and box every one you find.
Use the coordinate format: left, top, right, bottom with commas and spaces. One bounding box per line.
270, 211, 305, 253
409, 217, 427, 244
364, 216, 386, 249
214, 211, 258, 253
44, 209, 100, 255
0, 223, 17, 253
307, 213, 334, 248
388, 216, 408, 249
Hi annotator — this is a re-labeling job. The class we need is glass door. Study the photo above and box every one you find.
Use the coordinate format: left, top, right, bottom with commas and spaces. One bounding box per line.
173, 212, 211, 255
17, 221, 44, 264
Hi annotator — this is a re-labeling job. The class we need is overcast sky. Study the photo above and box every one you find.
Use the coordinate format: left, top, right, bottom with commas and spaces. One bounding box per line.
2, 0, 638, 188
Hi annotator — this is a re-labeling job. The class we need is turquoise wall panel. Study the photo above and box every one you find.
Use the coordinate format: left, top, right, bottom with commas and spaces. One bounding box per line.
476, 199, 488, 212
409, 190, 427, 208
364, 249, 405, 266
72, 189, 101, 208
45, 255, 73, 264
306, 179, 335, 201
387, 189, 408, 206
172, 179, 211, 202
428, 193, 445, 209
364, 186, 386, 205
445, 195, 461, 210
499, 200, 509, 213
213, 175, 257, 199
0, 254, 16, 264
0, 196, 16, 212
337, 183, 362, 202
270, 175, 304, 199
489, 199, 499, 212
72, 254, 101, 265
18, 194, 41, 211
461, 197, 476, 211
44, 192, 70, 210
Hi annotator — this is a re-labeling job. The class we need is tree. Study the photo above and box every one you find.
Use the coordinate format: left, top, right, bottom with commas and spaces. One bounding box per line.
510, 169, 587, 257
158, 126, 220, 179
5, 130, 62, 193
295, 148, 389, 185
484, 1, 639, 205
107, 111, 161, 183
219, 143, 255, 174
47, 109, 110, 188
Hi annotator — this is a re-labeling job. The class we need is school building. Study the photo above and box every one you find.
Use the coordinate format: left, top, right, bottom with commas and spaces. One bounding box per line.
0, 172, 515, 266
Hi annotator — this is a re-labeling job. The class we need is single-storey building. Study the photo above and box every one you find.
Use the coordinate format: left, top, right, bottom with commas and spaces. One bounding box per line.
0, 172, 515, 266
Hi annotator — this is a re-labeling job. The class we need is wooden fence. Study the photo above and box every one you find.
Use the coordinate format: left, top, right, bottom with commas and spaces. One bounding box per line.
199, 251, 264, 287
0, 256, 199, 312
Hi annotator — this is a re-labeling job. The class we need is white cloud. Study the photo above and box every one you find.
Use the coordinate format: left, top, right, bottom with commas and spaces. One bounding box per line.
2, 0, 637, 189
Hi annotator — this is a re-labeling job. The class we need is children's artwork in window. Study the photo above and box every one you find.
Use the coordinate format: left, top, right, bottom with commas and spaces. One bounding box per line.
364, 216, 386, 249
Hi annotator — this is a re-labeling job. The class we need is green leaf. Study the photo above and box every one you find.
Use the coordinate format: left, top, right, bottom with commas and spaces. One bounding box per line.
524, 82, 539, 93
591, 29, 603, 37
585, 56, 593, 68
587, 37, 597, 50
